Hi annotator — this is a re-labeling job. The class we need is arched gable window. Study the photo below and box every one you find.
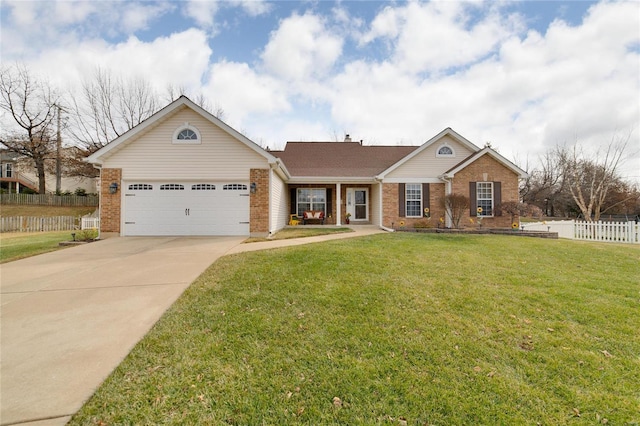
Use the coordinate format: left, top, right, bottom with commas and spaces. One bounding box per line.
436, 144, 454, 157
172, 123, 201, 144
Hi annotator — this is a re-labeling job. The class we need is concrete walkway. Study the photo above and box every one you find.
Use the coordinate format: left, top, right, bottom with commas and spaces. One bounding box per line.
0, 226, 384, 426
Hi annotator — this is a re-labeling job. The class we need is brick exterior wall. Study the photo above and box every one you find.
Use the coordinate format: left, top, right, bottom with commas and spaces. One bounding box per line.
451, 154, 520, 228
250, 168, 270, 235
100, 168, 122, 233
382, 183, 445, 229
382, 154, 520, 229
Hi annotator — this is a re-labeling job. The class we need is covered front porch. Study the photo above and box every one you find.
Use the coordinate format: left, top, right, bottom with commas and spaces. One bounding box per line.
287, 181, 382, 227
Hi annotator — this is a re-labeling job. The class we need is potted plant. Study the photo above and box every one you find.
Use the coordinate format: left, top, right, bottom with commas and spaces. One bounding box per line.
345, 212, 351, 224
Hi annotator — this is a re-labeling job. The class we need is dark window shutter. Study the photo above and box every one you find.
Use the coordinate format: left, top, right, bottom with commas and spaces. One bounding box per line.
422, 183, 430, 213
326, 188, 332, 216
290, 188, 297, 214
493, 182, 502, 216
469, 182, 477, 216
399, 183, 406, 217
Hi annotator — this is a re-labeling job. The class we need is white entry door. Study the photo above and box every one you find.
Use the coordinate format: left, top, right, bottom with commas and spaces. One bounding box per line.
122, 181, 250, 236
346, 188, 368, 221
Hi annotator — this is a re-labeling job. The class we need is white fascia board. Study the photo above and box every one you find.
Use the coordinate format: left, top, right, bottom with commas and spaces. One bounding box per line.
377, 128, 481, 179
380, 177, 445, 184
444, 147, 529, 179
287, 176, 377, 184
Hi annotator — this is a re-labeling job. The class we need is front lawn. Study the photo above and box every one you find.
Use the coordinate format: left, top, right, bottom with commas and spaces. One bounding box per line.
70, 234, 639, 425
0, 231, 74, 263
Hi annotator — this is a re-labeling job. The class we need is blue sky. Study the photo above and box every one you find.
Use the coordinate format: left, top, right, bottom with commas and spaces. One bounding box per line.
1, 1, 639, 180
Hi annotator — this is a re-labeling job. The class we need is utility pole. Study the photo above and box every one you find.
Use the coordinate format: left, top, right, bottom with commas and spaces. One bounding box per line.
55, 104, 62, 194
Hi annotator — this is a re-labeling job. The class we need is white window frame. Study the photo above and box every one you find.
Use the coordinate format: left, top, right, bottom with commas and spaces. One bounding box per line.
405, 184, 422, 218
172, 123, 201, 145
297, 188, 327, 215
436, 144, 455, 157
476, 182, 494, 217
4, 163, 12, 178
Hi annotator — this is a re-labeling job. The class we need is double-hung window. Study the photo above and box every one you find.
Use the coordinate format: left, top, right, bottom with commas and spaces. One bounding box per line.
476, 182, 493, 216
297, 188, 326, 214
405, 184, 422, 217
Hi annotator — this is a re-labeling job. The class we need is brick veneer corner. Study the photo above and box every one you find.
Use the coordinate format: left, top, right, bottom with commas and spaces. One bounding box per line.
100, 168, 122, 233
250, 168, 270, 235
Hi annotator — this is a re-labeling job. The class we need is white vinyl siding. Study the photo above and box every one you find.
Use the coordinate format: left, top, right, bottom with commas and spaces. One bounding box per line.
370, 182, 381, 226
386, 135, 474, 179
102, 107, 268, 180
270, 170, 289, 233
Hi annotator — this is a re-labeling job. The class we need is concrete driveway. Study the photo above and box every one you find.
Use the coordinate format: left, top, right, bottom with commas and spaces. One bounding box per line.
0, 236, 244, 426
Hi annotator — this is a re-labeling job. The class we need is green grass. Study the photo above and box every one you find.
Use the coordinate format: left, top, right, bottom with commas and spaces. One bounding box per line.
0, 231, 74, 263
245, 227, 353, 242
70, 234, 640, 425
0, 205, 96, 218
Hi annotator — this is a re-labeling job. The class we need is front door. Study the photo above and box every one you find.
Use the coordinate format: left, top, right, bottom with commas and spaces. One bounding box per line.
347, 188, 368, 221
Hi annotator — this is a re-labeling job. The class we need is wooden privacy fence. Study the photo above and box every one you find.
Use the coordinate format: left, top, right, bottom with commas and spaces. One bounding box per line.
0, 193, 98, 206
523, 220, 639, 244
1, 216, 78, 233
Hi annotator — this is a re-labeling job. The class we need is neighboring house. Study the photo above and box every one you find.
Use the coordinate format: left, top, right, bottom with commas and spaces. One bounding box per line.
0, 150, 39, 193
0, 149, 97, 194
86, 96, 527, 237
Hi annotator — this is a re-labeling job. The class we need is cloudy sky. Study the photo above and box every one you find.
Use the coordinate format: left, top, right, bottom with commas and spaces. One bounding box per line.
1, 0, 639, 180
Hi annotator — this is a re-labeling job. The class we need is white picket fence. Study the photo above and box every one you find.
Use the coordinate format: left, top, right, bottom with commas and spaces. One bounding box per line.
0, 216, 78, 233
81, 217, 100, 230
522, 220, 639, 244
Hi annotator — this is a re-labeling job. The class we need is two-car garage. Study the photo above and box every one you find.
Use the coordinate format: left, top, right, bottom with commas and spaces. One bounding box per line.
122, 181, 250, 236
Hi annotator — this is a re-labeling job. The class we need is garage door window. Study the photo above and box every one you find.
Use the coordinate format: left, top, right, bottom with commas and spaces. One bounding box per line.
223, 184, 248, 190
160, 184, 185, 190
192, 184, 216, 190
129, 184, 153, 190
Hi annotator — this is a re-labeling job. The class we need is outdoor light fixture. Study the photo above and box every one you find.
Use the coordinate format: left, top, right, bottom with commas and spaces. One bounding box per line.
250, 182, 257, 194
109, 182, 119, 194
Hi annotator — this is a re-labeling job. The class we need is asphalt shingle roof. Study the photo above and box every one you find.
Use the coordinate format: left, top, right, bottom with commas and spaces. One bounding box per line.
274, 142, 419, 178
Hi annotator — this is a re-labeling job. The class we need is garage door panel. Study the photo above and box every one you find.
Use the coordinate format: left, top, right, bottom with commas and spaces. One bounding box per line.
123, 182, 250, 236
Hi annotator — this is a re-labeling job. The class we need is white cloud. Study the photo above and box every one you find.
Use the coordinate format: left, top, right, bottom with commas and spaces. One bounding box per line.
203, 60, 290, 126
231, 0, 272, 17
184, 0, 220, 29
261, 12, 343, 81
27, 29, 212, 97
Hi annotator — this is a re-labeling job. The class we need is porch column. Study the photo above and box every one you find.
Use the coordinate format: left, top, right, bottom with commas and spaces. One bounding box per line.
336, 183, 341, 225
16, 181, 20, 194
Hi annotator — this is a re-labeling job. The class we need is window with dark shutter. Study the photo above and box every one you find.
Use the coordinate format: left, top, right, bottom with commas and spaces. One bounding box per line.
493, 182, 502, 216
398, 183, 406, 217
422, 183, 430, 214
469, 182, 477, 216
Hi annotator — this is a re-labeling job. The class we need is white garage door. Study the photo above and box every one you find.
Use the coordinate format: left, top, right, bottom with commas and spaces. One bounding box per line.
123, 182, 250, 236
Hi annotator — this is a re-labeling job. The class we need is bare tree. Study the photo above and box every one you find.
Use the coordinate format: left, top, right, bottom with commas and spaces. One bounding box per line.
0, 64, 59, 193
560, 135, 631, 221
443, 193, 469, 228
67, 67, 160, 152
164, 83, 225, 119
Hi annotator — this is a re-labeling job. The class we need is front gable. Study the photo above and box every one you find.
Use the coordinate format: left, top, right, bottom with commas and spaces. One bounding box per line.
86, 96, 279, 181
98, 106, 269, 180
378, 128, 480, 181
